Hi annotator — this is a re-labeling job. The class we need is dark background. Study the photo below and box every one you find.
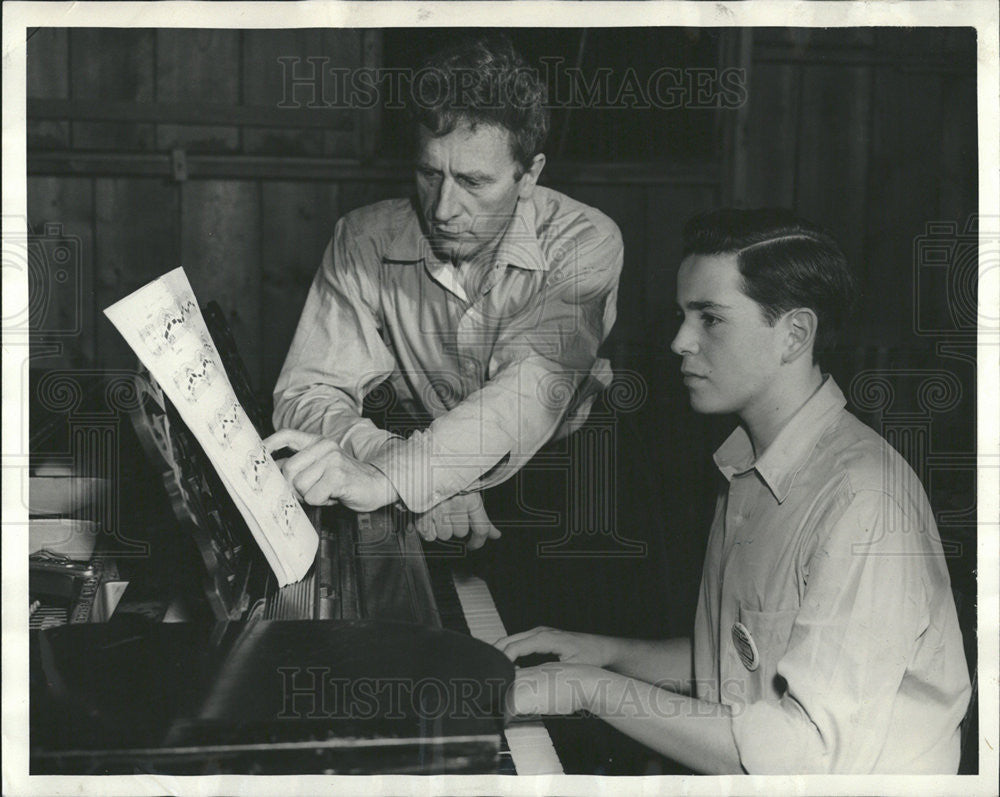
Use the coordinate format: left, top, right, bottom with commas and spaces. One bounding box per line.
25, 26, 978, 769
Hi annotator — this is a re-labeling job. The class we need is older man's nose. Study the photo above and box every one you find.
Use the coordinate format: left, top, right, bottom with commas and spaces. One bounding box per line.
432, 178, 461, 224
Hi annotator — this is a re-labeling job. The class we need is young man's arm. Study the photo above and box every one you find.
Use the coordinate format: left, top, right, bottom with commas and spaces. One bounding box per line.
509, 663, 741, 774
497, 627, 693, 693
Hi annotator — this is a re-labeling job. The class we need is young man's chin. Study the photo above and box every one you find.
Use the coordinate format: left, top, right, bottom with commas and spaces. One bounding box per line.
685, 386, 726, 415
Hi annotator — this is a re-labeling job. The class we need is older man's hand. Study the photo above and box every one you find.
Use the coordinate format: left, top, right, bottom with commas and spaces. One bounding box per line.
264, 429, 399, 512
409, 492, 501, 550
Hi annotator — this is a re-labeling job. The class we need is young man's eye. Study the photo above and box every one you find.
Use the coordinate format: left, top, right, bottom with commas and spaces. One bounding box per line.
701, 314, 721, 328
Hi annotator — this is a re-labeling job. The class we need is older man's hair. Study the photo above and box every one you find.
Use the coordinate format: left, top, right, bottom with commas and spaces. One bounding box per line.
682, 207, 858, 356
410, 35, 550, 172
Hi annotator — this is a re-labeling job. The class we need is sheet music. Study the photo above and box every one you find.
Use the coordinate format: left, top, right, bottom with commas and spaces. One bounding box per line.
103, 267, 317, 586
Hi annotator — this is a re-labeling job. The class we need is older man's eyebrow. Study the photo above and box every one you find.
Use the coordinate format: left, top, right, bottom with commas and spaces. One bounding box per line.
455, 169, 497, 183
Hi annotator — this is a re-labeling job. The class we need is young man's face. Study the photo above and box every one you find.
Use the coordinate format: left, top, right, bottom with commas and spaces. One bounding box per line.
415, 122, 541, 267
671, 252, 787, 418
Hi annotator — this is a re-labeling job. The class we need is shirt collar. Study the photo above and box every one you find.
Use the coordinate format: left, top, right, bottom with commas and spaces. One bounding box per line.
384, 194, 547, 273
713, 376, 847, 503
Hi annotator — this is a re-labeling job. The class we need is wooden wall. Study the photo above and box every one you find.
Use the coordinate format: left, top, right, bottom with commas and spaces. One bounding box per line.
25, 26, 979, 628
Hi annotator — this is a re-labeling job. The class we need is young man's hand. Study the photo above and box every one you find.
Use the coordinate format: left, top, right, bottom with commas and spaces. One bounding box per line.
264, 429, 399, 512
507, 663, 603, 716
496, 626, 620, 669
409, 492, 501, 550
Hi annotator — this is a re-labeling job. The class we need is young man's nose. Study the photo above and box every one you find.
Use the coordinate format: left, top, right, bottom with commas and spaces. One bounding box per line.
670, 322, 696, 356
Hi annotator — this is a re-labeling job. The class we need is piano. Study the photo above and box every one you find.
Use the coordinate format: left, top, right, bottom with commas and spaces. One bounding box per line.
28, 303, 564, 776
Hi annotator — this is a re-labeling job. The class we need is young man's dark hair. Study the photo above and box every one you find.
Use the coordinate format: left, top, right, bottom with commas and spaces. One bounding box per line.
409, 34, 550, 173
682, 207, 858, 356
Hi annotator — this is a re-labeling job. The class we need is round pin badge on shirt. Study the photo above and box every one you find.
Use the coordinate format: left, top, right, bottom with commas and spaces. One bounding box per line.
732, 621, 760, 672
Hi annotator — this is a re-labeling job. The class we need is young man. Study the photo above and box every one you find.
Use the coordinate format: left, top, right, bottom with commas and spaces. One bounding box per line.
496, 208, 972, 774
264, 36, 623, 557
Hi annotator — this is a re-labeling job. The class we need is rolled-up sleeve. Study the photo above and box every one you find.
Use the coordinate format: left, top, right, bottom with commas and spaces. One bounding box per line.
272, 216, 401, 462
369, 226, 623, 512
730, 490, 931, 773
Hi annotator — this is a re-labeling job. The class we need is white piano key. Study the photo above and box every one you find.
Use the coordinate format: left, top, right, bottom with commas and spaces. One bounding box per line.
451, 573, 563, 775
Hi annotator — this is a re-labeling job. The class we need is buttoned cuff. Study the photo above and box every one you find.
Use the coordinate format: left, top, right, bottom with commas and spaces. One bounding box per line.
367, 431, 501, 513
339, 422, 401, 463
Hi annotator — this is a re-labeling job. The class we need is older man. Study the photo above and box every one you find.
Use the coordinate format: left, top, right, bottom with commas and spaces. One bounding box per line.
265, 36, 624, 629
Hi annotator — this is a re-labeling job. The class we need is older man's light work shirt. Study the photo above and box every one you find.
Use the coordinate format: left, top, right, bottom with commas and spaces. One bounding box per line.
693, 377, 971, 773
273, 186, 623, 513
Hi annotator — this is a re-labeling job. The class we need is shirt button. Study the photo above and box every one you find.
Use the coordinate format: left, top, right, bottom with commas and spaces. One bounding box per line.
463, 360, 476, 374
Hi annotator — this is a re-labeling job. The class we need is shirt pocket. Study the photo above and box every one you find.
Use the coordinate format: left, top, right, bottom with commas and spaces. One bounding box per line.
728, 603, 799, 704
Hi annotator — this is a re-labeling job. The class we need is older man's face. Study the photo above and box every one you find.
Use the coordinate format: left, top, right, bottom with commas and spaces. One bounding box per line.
415, 122, 536, 267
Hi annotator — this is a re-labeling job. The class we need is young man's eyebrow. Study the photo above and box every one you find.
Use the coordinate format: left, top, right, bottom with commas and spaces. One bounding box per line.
682, 300, 732, 311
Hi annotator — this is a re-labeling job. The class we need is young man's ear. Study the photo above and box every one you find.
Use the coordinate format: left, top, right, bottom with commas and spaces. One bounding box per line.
517, 153, 546, 199
781, 307, 818, 364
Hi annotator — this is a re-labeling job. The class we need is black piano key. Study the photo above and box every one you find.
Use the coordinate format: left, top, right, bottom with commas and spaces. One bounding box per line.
424, 552, 471, 637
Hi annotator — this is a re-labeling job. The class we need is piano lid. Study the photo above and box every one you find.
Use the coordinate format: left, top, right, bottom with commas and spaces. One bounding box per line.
31, 617, 515, 772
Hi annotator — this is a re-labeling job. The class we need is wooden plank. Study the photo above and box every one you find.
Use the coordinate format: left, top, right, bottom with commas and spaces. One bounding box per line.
27, 28, 70, 149
156, 30, 240, 153
551, 183, 648, 351
26, 177, 95, 368
27, 28, 68, 97
69, 29, 155, 151
180, 180, 262, 388
242, 29, 359, 157
94, 178, 180, 369
938, 70, 978, 223
794, 64, 872, 284
864, 66, 945, 348
355, 30, 382, 161
259, 181, 340, 394
640, 183, 721, 354
29, 152, 721, 186
29, 99, 355, 130
742, 61, 799, 208
338, 180, 412, 217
